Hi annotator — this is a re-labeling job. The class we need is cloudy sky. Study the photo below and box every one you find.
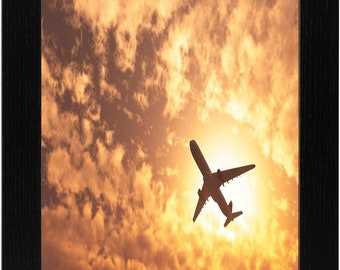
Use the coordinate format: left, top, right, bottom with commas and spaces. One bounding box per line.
42, 0, 298, 269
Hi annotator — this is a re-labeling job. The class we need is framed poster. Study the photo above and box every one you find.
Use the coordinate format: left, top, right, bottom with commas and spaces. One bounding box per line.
2, 0, 337, 269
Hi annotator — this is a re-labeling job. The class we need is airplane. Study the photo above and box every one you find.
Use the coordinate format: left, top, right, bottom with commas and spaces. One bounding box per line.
190, 140, 255, 227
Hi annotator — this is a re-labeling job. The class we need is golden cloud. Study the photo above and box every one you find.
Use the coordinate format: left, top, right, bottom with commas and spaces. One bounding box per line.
42, 0, 298, 268
161, 25, 191, 119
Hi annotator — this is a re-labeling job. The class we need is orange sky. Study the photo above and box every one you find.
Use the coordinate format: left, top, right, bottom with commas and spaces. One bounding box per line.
42, 0, 298, 269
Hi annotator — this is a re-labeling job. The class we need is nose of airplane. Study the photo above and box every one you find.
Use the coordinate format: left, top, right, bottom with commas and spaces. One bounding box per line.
189, 140, 196, 150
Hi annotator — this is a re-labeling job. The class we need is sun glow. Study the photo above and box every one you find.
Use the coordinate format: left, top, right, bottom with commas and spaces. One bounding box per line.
189, 138, 260, 237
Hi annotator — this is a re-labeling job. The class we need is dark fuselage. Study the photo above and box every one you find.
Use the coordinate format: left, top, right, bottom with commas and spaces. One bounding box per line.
190, 140, 230, 217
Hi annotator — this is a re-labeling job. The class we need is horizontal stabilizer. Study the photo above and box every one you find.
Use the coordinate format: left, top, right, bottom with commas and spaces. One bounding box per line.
224, 211, 243, 227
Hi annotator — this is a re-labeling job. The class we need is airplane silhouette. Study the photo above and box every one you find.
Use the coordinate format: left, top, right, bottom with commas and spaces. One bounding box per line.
190, 140, 255, 227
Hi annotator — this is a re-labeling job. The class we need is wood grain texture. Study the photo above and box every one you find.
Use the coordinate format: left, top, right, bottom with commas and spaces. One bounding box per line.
2, 0, 41, 269
300, 0, 338, 268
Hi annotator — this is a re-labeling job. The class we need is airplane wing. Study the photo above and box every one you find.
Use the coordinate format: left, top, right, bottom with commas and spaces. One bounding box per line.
193, 184, 210, 222
211, 164, 255, 186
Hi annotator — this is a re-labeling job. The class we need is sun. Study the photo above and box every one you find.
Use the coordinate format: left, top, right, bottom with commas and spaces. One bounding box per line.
186, 127, 261, 236
198, 149, 259, 234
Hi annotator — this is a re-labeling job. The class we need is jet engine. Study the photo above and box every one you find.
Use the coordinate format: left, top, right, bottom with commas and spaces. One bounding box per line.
217, 169, 225, 184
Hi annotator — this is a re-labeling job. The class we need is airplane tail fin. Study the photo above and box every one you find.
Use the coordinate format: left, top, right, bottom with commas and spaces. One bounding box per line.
224, 211, 243, 227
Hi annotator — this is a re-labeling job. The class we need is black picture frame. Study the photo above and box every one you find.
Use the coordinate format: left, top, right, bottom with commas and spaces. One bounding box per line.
2, 0, 338, 269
